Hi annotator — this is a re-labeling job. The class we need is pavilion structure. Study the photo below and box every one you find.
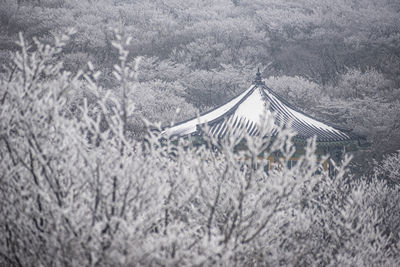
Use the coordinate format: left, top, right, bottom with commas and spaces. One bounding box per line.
163, 70, 364, 172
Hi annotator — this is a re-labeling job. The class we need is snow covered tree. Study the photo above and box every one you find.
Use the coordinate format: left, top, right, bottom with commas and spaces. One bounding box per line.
0, 32, 399, 266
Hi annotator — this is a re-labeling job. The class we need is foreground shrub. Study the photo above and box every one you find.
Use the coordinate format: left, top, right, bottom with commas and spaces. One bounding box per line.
0, 33, 399, 266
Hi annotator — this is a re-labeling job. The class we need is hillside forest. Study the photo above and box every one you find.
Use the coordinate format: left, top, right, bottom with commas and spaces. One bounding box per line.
0, 0, 400, 266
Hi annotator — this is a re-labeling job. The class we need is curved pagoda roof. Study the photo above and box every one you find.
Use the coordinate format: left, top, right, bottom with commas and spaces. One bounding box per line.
164, 71, 361, 144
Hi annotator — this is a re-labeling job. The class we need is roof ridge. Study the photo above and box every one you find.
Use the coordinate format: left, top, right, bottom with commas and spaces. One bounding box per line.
260, 83, 361, 139
162, 85, 256, 132
199, 84, 259, 127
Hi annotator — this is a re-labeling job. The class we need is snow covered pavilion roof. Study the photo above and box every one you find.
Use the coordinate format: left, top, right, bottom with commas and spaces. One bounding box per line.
164, 71, 360, 144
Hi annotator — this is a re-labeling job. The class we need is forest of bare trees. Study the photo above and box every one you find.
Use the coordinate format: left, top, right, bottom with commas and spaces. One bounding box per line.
0, 0, 399, 266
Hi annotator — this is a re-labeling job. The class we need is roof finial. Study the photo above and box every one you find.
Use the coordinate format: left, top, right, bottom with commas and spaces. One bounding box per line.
254, 67, 264, 86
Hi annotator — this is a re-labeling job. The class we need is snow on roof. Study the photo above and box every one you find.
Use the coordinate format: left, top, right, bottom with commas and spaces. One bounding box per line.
164, 79, 357, 143
263, 88, 351, 141
163, 85, 254, 136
